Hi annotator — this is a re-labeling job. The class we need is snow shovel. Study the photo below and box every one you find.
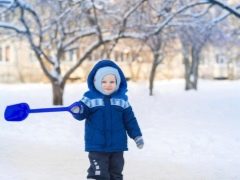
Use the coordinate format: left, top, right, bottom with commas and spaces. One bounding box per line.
4, 102, 80, 121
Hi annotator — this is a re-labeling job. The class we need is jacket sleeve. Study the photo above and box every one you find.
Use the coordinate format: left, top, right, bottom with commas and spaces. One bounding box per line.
72, 101, 90, 121
123, 106, 142, 139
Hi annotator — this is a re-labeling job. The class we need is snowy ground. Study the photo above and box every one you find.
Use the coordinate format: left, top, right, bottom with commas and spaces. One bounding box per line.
0, 80, 240, 180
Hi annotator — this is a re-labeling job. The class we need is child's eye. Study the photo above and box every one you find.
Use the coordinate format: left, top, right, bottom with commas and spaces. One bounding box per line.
102, 81, 106, 83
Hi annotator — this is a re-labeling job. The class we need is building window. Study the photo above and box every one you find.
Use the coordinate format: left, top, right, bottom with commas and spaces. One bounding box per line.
216, 54, 227, 64
68, 49, 77, 61
76, 48, 80, 60
0, 46, 2, 61
114, 51, 119, 62
62, 53, 66, 61
69, 50, 74, 61
29, 51, 37, 62
0, 13, 12, 21
5, 46, 10, 62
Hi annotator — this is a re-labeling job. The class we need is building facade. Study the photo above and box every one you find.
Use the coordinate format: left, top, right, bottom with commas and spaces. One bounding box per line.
0, 39, 240, 83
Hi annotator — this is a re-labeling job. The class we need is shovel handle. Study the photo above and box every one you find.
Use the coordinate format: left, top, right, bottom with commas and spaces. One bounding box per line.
29, 107, 70, 113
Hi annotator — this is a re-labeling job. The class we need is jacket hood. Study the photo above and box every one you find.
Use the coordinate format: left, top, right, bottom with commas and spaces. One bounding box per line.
86, 60, 128, 97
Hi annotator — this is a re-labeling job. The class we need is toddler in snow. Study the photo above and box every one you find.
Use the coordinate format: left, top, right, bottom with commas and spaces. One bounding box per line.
71, 59, 144, 180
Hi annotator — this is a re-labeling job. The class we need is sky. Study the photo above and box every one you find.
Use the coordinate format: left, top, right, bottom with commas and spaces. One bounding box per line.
0, 79, 240, 180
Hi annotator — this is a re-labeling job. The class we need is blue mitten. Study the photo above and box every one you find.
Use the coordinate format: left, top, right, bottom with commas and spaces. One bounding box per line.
70, 102, 83, 114
134, 136, 144, 149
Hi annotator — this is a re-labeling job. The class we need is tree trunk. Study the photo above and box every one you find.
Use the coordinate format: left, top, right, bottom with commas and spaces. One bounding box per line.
51, 81, 65, 105
183, 47, 192, 90
149, 54, 159, 96
191, 48, 200, 89
184, 47, 199, 90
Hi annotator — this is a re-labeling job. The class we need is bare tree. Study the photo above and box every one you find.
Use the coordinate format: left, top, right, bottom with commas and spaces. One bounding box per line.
147, 0, 240, 91
177, 1, 236, 90
116, 0, 212, 94
147, 35, 164, 95
178, 22, 213, 90
145, 0, 211, 94
0, 0, 146, 104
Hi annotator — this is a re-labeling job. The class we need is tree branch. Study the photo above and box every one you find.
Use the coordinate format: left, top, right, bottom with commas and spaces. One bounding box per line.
208, 0, 240, 18
0, 22, 25, 33
149, 1, 210, 36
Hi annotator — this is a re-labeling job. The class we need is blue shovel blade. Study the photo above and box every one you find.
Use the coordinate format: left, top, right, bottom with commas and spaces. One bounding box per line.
4, 103, 30, 121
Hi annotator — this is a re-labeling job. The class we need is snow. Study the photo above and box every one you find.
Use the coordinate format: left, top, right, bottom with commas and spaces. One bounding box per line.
0, 80, 240, 180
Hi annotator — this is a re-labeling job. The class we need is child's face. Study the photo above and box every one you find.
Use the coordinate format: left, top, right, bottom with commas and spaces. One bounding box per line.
101, 74, 117, 95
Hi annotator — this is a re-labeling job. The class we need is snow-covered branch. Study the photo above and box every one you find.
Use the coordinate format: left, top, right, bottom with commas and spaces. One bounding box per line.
118, 0, 146, 36
62, 28, 97, 49
208, 0, 240, 18
0, 0, 13, 7
183, 4, 215, 18
149, 0, 210, 36
0, 21, 25, 33
0, 0, 14, 15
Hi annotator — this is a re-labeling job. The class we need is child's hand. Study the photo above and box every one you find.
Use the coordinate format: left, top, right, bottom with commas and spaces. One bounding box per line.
71, 106, 80, 113
134, 136, 144, 149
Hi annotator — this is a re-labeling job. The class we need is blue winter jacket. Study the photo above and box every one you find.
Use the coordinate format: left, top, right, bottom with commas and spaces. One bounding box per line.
73, 60, 142, 152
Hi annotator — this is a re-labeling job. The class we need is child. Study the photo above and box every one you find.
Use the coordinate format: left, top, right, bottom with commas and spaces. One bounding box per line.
71, 59, 144, 180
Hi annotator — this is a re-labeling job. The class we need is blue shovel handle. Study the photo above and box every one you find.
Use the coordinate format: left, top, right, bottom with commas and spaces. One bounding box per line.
29, 107, 69, 113
4, 102, 80, 121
